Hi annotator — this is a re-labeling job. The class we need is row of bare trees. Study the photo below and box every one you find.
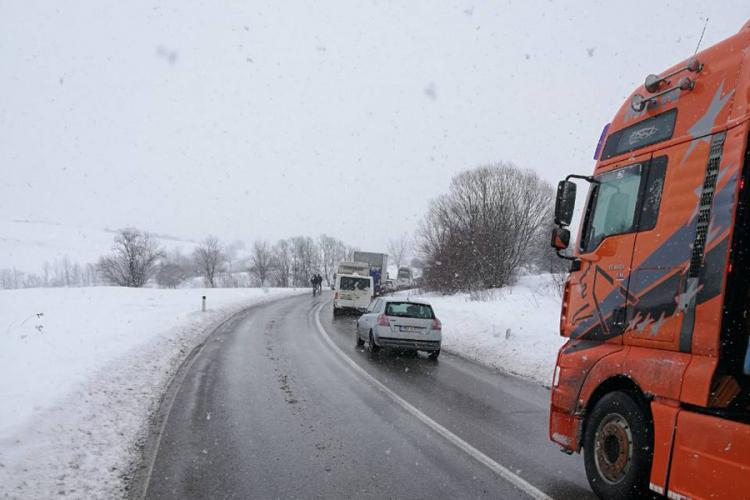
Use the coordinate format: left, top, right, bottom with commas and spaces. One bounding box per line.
418, 162, 562, 292
254, 235, 354, 288
0, 229, 355, 290
0, 257, 99, 289
92, 230, 355, 289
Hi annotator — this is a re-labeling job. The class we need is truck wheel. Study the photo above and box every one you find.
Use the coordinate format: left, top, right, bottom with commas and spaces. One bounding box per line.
369, 331, 380, 353
583, 391, 652, 500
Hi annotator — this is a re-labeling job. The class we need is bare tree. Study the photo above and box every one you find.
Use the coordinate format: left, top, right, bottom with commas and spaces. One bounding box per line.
98, 228, 164, 287
250, 240, 273, 286
83, 263, 99, 286
193, 236, 226, 288
0, 268, 23, 289
156, 263, 188, 288
271, 239, 291, 287
289, 236, 319, 287
418, 163, 554, 292
318, 234, 347, 286
387, 234, 412, 270
41, 261, 51, 286
152, 249, 191, 288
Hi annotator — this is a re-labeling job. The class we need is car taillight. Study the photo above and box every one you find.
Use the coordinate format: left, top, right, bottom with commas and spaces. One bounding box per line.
377, 314, 390, 327
432, 318, 441, 330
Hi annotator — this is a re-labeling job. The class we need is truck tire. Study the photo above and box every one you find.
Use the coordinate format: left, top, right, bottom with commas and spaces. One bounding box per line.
583, 391, 652, 500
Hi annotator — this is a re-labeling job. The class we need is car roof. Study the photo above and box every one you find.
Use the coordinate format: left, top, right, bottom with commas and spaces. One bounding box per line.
382, 297, 432, 306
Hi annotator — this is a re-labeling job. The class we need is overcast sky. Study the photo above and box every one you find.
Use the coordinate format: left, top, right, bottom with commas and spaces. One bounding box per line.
2, 1, 748, 251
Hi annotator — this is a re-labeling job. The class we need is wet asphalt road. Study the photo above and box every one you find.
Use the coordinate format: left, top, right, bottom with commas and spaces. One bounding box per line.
143, 293, 594, 499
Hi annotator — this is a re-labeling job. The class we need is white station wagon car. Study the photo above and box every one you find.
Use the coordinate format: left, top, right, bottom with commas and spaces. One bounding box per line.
356, 298, 441, 359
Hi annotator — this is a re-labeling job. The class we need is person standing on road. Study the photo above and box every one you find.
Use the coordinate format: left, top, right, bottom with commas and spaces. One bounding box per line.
311, 275, 318, 296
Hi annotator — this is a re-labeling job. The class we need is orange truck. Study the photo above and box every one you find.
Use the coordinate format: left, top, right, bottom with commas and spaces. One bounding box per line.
550, 19, 750, 500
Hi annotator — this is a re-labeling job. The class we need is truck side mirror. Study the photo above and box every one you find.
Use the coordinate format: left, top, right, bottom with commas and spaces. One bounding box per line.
554, 180, 577, 227
551, 227, 571, 250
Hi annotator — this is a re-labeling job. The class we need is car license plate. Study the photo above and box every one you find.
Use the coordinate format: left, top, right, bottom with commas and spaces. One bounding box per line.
400, 326, 420, 332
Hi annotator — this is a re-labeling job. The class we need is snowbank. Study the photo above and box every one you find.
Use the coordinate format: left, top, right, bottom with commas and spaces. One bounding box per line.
0, 286, 305, 499
398, 274, 565, 386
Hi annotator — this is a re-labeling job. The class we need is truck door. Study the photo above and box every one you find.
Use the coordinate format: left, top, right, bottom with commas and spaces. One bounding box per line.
564, 153, 652, 343
623, 149, 687, 349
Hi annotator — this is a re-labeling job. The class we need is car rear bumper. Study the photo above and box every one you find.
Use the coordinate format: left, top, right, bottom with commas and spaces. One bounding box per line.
376, 337, 441, 351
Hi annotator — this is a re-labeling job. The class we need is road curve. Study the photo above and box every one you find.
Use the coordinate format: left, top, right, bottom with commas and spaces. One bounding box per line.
142, 292, 594, 499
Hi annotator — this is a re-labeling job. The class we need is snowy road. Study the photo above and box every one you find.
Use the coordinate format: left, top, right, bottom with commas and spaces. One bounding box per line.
139, 293, 594, 499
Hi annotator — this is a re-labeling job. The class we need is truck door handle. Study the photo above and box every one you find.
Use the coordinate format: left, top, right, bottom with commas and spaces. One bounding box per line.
612, 306, 626, 327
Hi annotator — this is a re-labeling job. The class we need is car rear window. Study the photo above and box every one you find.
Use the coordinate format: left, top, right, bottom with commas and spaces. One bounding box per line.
339, 277, 371, 291
385, 302, 434, 319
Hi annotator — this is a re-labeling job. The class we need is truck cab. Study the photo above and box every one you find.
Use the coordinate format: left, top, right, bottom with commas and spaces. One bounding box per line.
550, 19, 750, 500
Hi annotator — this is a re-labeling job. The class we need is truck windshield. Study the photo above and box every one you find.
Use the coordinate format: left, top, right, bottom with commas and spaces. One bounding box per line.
385, 302, 434, 319
339, 277, 371, 291
581, 163, 642, 252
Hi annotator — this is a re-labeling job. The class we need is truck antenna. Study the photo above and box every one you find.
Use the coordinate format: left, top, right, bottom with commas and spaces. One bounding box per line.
694, 17, 709, 55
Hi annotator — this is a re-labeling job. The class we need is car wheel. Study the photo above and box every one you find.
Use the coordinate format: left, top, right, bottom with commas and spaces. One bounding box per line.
355, 330, 364, 347
368, 331, 380, 353
428, 349, 440, 360
583, 391, 652, 500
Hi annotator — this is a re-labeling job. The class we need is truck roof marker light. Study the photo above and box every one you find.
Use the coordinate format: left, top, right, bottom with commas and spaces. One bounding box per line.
644, 57, 703, 93
593, 123, 610, 160
632, 60, 701, 112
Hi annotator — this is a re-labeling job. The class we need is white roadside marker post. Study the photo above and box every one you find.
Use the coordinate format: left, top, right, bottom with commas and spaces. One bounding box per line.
202, 295, 206, 312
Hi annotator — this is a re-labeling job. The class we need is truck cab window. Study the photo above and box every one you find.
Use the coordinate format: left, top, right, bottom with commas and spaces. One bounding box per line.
582, 163, 642, 252
637, 156, 667, 231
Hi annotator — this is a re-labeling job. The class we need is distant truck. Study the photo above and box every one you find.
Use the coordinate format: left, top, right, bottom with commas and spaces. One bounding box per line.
352, 251, 389, 293
336, 261, 370, 277
396, 267, 413, 289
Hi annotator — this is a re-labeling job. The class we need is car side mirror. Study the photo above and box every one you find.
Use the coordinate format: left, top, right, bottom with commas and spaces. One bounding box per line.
551, 227, 571, 250
554, 180, 577, 227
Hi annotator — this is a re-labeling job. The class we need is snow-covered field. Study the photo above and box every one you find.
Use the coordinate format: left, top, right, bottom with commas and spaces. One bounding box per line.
0, 286, 305, 499
397, 274, 565, 385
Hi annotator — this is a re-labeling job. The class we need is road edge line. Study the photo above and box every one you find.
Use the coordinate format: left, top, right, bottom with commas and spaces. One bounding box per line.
313, 303, 552, 500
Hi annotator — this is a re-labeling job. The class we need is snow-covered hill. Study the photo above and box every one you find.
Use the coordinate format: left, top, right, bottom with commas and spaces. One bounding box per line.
0, 219, 200, 273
